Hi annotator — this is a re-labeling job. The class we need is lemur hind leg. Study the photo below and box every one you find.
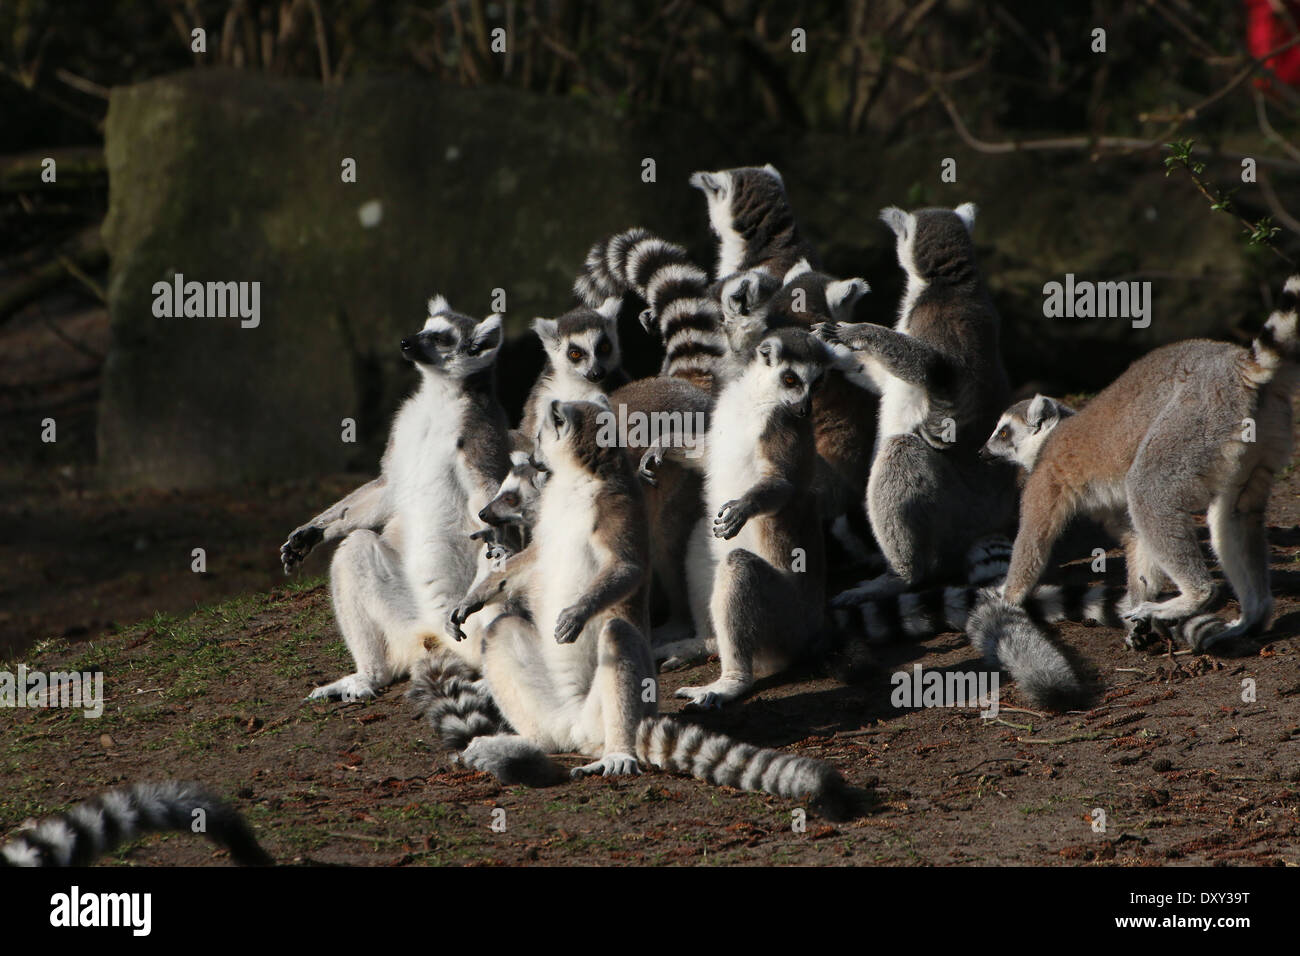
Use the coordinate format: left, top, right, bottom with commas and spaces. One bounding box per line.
676, 549, 803, 710
572, 617, 654, 777
310, 529, 427, 701
1195, 467, 1275, 648
1121, 454, 1217, 631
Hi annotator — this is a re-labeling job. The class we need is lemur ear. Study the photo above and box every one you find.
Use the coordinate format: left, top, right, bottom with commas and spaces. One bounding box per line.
880, 207, 913, 240
825, 278, 870, 320
594, 296, 621, 324
531, 317, 559, 344
1026, 393, 1057, 431
471, 314, 502, 352
762, 163, 784, 185
783, 258, 813, 285
547, 399, 575, 435
954, 202, 978, 234
427, 294, 451, 316
756, 338, 777, 366
689, 171, 723, 195
638, 307, 657, 335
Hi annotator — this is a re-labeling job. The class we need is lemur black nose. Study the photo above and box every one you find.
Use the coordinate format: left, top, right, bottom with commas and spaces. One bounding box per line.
977, 446, 993, 461
477, 506, 490, 522
400, 337, 414, 352
586, 367, 605, 382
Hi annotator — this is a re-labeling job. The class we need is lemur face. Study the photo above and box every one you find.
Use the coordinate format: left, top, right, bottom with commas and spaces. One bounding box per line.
980, 394, 1073, 470
754, 329, 828, 418
479, 452, 547, 528
402, 295, 502, 377
533, 303, 621, 385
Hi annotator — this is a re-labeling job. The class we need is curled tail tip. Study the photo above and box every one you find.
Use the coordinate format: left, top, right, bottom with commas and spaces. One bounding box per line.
968, 593, 1085, 712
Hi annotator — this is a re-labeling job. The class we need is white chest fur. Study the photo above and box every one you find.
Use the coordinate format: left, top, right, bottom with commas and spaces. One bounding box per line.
388, 376, 476, 591
877, 279, 930, 441
533, 468, 603, 638
704, 373, 773, 556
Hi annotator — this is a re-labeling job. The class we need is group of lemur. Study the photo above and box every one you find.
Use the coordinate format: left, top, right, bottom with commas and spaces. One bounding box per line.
7, 164, 1298, 866
275, 160, 1300, 810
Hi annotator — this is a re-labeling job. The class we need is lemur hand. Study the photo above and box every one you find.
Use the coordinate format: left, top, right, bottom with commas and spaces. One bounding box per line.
555, 604, 590, 644
713, 499, 753, 539
280, 524, 324, 574
446, 611, 467, 643
451, 595, 485, 628
811, 321, 842, 346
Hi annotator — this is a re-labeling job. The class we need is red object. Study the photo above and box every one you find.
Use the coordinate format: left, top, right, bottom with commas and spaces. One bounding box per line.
1245, 0, 1300, 87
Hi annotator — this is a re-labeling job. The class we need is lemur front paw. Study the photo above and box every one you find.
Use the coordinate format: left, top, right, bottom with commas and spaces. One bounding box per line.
713, 499, 752, 539
280, 524, 324, 573
571, 753, 641, 778
554, 605, 589, 644
451, 595, 485, 629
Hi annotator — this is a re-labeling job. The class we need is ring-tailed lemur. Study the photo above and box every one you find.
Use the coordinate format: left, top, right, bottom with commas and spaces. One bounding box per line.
2, 782, 271, 866
763, 260, 879, 569
281, 295, 512, 699
576, 228, 728, 392
688, 163, 820, 280
665, 328, 833, 709
475, 449, 548, 554
982, 277, 1300, 652
441, 399, 853, 817
818, 204, 1018, 602
514, 298, 627, 450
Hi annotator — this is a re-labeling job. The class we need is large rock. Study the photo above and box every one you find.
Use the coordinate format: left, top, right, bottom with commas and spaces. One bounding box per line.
100, 69, 1257, 488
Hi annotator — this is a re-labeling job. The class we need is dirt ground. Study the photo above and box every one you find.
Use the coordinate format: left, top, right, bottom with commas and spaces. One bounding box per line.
2, 463, 1298, 866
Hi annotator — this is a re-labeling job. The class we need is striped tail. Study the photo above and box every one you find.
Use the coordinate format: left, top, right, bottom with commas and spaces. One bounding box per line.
825, 581, 1127, 682
407, 652, 510, 752
966, 591, 1084, 710
575, 228, 727, 388
1, 782, 272, 867
635, 716, 855, 820
1245, 275, 1300, 386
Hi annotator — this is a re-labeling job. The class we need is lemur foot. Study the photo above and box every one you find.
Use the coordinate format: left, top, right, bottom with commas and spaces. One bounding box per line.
654, 636, 716, 671
830, 573, 907, 608
306, 673, 378, 702
675, 678, 747, 710
571, 753, 641, 778
280, 524, 324, 573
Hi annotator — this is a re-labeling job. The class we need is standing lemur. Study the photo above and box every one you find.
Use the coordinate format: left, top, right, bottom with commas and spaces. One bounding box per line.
644, 328, 834, 708
280, 295, 511, 699
978, 276, 1300, 654
818, 204, 1019, 601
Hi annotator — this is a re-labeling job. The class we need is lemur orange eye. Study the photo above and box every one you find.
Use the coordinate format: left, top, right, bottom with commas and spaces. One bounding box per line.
782, 373, 799, 388
998, 427, 1010, 440
502, 492, 520, 508
597, 340, 611, 356
567, 347, 583, 362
